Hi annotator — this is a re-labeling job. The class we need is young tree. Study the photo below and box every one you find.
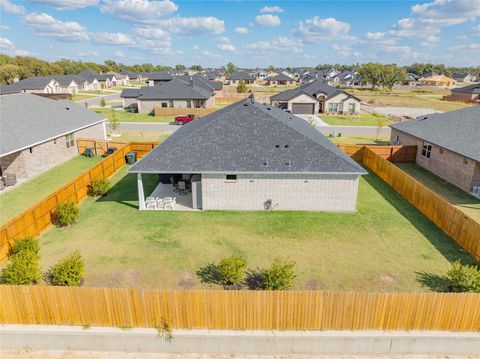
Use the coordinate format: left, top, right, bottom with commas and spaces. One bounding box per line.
359, 63, 383, 90
226, 62, 236, 77
99, 97, 106, 107
236, 80, 247, 93
109, 109, 120, 136
175, 64, 186, 71
375, 115, 389, 140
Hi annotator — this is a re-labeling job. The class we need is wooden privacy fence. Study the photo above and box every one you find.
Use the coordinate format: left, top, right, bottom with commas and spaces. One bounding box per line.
0, 286, 479, 331
0, 141, 158, 261
337, 145, 417, 163
363, 147, 480, 261
153, 107, 217, 117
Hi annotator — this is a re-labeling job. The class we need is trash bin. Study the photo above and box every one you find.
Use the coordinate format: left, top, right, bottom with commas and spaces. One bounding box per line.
126, 151, 137, 164
84, 147, 95, 158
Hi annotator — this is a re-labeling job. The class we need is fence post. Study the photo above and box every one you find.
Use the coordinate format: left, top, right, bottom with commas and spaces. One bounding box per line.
31, 209, 40, 236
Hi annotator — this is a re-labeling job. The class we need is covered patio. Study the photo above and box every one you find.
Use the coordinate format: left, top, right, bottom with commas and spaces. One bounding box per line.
136, 173, 202, 211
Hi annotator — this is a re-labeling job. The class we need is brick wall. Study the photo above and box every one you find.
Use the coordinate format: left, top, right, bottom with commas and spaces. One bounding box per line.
138, 98, 214, 114
390, 128, 478, 192
201, 173, 360, 211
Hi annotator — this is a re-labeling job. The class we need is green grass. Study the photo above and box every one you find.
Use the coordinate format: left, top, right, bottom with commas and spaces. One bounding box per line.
93, 108, 173, 123
71, 94, 95, 101
38, 167, 475, 291
329, 135, 390, 146
79, 90, 118, 95
0, 156, 101, 225
321, 114, 392, 126
396, 163, 480, 223
114, 130, 170, 143
359, 94, 472, 112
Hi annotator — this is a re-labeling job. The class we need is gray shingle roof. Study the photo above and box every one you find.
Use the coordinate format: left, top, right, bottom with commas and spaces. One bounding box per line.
77, 70, 98, 82
0, 84, 22, 95
266, 73, 295, 82
228, 71, 256, 81
390, 106, 480, 161
0, 93, 105, 156
51, 75, 83, 86
451, 83, 480, 94
135, 78, 213, 101
145, 71, 173, 81
128, 99, 366, 175
120, 88, 141, 98
270, 79, 360, 102
3, 76, 57, 91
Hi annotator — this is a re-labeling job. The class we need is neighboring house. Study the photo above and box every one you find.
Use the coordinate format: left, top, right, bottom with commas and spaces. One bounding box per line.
338, 71, 361, 87
112, 72, 129, 86
0, 84, 22, 95
51, 75, 80, 94
145, 71, 173, 86
96, 73, 117, 88
76, 70, 100, 90
0, 93, 106, 184
265, 73, 296, 86
205, 69, 224, 82
176, 74, 223, 97
120, 88, 141, 109
1, 77, 61, 94
390, 106, 480, 193
255, 70, 269, 80
419, 75, 456, 86
270, 79, 361, 115
227, 71, 256, 85
122, 78, 215, 114
402, 73, 420, 86
452, 73, 476, 83
128, 99, 366, 211
444, 83, 480, 103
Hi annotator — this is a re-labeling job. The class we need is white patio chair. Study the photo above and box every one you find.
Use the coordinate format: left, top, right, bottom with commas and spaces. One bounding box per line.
146, 200, 157, 210
156, 198, 165, 210
164, 196, 173, 202
164, 197, 176, 210
146, 197, 155, 202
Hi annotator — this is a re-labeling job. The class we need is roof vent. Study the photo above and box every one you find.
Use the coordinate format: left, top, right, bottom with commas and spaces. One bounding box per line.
275, 145, 280, 148
420, 116, 428, 120
263, 161, 269, 166
284, 145, 289, 148
266, 107, 271, 110
65, 107, 70, 110
285, 161, 291, 166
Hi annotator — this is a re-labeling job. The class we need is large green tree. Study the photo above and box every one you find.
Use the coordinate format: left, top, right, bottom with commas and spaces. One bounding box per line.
359, 63, 383, 90
379, 65, 406, 89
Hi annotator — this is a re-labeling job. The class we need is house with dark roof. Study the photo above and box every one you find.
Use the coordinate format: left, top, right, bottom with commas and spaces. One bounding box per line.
128, 98, 366, 211
51, 75, 82, 94
0, 77, 61, 95
121, 77, 215, 114
390, 106, 480, 193
265, 73, 296, 86
270, 79, 361, 115
452, 73, 476, 83
145, 71, 173, 86
444, 83, 480, 103
0, 94, 106, 185
227, 71, 256, 85
76, 70, 101, 90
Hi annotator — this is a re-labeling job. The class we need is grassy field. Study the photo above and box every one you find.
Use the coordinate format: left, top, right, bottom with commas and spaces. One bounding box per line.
79, 90, 118, 95
38, 167, 475, 291
359, 94, 471, 112
329, 135, 390, 146
0, 156, 101, 225
71, 94, 95, 101
321, 114, 392, 126
396, 163, 480, 223
347, 88, 452, 96
93, 108, 173, 123
114, 130, 170, 143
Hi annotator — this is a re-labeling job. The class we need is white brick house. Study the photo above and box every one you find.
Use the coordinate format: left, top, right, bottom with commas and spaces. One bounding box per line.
0, 94, 106, 185
129, 99, 366, 211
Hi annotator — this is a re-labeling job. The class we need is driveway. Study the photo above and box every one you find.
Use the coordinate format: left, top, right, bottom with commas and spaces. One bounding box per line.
296, 114, 329, 127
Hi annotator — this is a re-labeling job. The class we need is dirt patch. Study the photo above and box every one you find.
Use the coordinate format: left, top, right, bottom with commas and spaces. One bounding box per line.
177, 272, 197, 289
380, 275, 396, 284
105, 269, 141, 287
305, 278, 324, 290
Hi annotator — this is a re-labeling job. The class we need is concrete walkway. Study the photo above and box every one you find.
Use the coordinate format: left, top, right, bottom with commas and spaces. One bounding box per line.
296, 114, 330, 127
1, 326, 479, 356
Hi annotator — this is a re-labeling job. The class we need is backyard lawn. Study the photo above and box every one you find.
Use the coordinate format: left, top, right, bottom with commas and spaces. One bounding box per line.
358, 94, 472, 112
114, 130, 170, 143
93, 108, 173, 123
38, 166, 475, 292
396, 163, 480, 223
329, 135, 390, 146
321, 114, 392, 126
0, 156, 101, 225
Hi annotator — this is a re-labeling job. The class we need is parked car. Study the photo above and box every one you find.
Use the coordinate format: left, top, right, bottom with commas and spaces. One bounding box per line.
175, 114, 196, 125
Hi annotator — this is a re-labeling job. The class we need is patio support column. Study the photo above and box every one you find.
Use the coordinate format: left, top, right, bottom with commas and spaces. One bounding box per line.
137, 173, 146, 210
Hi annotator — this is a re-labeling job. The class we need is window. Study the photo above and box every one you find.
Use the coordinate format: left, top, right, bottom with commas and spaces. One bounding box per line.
348, 103, 355, 113
169, 100, 174, 107
393, 135, 400, 144
161, 102, 168, 108
421, 142, 432, 159
65, 133, 75, 149
186, 100, 192, 108
225, 174, 237, 182
328, 103, 338, 112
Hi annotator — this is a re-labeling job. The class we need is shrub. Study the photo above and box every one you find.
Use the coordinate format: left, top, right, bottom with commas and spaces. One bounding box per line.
10, 236, 39, 256
261, 258, 296, 290
54, 201, 79, 227
217, 254, 247, 285
446, 261, 480, 293
1, 251, 41, 285
99, 97, 106, 107
236, 80, 247, 93
90, 178, 110, 196
44, 250, 84, 286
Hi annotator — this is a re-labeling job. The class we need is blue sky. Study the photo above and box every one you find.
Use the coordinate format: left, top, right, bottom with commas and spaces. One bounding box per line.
0, 0, 479, 67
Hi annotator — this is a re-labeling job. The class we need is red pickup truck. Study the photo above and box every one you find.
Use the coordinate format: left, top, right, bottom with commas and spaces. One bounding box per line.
175, 114, 195, 125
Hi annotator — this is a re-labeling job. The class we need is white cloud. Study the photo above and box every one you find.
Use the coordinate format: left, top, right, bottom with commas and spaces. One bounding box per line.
158, 16, 225, 35
114, 50, 125, 58
217, 43, 236, 52
259, 5, 284, 13
191, 45, 199, 50
294, 17, 351, 43
246, 36, 303, 54
78, 50, 99, 57
473, 24, 480, 36
133, 27, 169, 40
23, 12, 89, 42
28, 0, 99, 10
0, 0, 25, 14
448, 43, 480, 52
100, 0, 178, 23
255, 14, 281, 27
200, 50, 220, 60
89, 32, 132, 45
411, 0, 480, 20
0, 25, 10, 30
234, 26, 249, 34
0, 37, 33, 56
